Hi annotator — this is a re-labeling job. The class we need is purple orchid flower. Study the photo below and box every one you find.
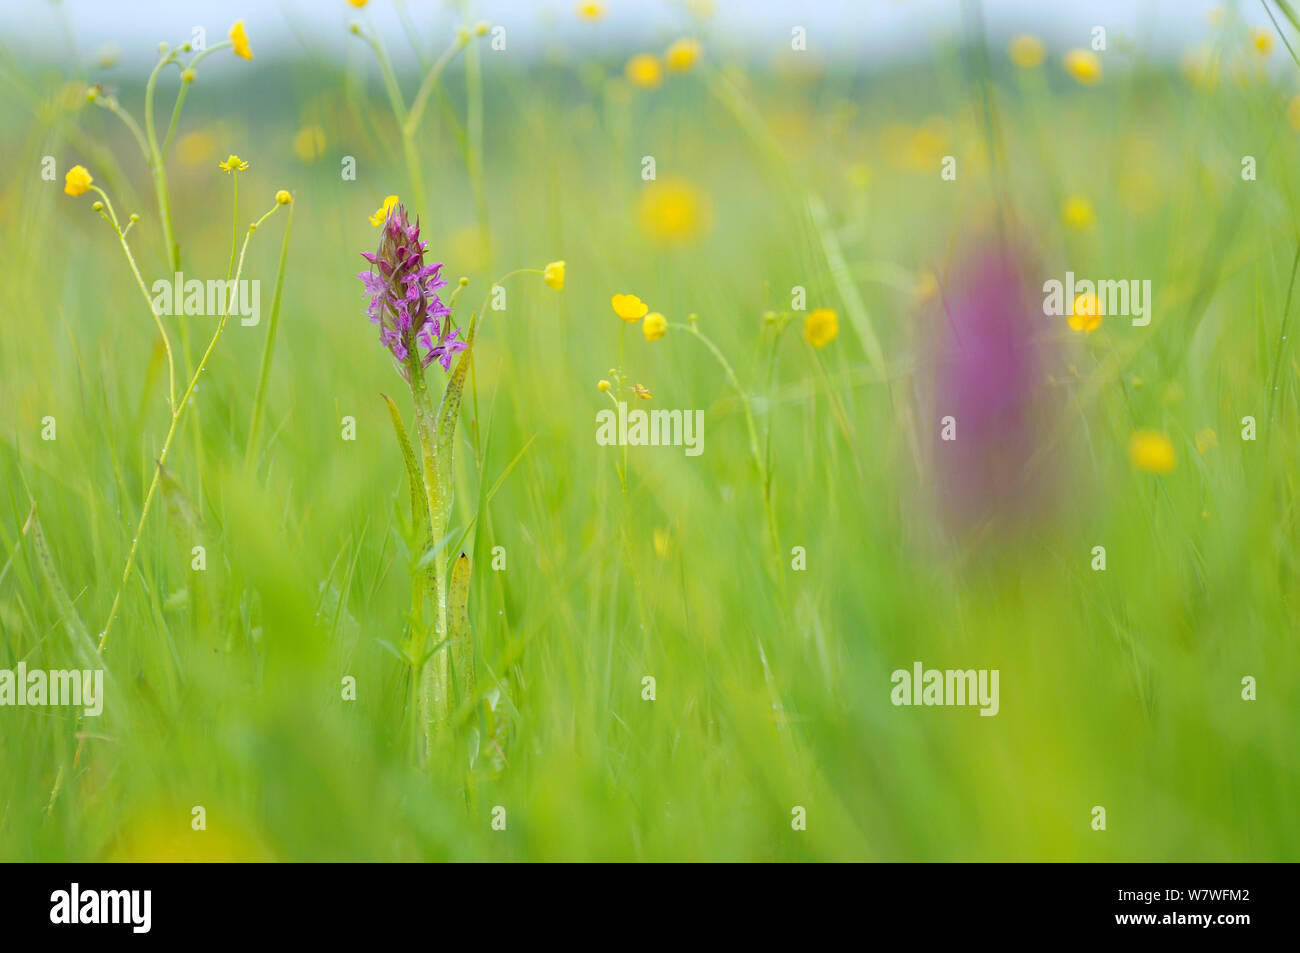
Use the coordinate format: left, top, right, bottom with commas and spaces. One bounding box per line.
357, 203, 466, 375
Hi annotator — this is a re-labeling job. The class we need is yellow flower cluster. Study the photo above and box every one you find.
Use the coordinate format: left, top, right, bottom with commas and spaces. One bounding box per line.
610, 294, 667, 342
625, 38, 702, 89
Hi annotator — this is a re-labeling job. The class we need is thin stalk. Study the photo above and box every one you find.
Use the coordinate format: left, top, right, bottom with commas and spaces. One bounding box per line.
360, 17, 409, 124
96, 97, 151, 161
160, 78, 193, 160
90, 186, 176, 413
670, 321, 781, 572
99, 193, 284, 653
245, 197, 296, 460
144, 47, 183, 275
401, 132, 427, 214
404, 34, 470, 137
402, 33, 473, 214
161, 42, 233, 160
227, 174, 238, 280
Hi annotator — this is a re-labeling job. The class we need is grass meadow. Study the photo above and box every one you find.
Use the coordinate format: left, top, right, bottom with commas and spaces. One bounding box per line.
1, 0, 1298, 862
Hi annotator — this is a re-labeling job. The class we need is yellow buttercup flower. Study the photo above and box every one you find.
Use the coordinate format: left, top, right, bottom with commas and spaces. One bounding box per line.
597, 379, 611, 392
229, 21, 253, 61
349, 0, 370, 8
1009, 34, 1045, 69
665, 38, 701, 73
276, 190, 292, 205
544, 260, 565, 291
1129, 430, 1176, 474
625, 53, 664, 89
576, 1, 605, 20
803, 308, 839, 348
1064, 49, 1101, 85
1062, 195, 1095, 230
643, 312, 667, 341
632, 383, 652, 399
369, 194, 399, 226
1251, 28, 1274, 56
612, 293, 649, 322
219, 154, 249, 174
1068, 293, 1102, 333
64, 165, 93, 196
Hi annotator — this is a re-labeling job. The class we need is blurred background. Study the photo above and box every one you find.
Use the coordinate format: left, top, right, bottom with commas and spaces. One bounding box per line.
0, 0, 1297, 861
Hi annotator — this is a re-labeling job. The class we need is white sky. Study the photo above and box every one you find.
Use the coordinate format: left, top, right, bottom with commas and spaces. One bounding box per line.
0, 0, 1281, 69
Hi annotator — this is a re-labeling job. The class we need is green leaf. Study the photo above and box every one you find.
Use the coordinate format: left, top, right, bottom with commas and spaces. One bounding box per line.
381, 392, 430, 546
447, 551, 474, 710
434, 312, 478, 518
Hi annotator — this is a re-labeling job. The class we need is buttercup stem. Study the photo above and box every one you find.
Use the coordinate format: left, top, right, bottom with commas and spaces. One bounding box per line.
405, 34, 470, 137
99, 200, 284, 653
161, 41, 232, 159
91, 186, 176, 413
97, 97, 151, 161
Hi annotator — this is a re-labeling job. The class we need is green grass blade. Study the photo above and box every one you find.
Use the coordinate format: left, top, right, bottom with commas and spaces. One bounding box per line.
381, 392, 430, 544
